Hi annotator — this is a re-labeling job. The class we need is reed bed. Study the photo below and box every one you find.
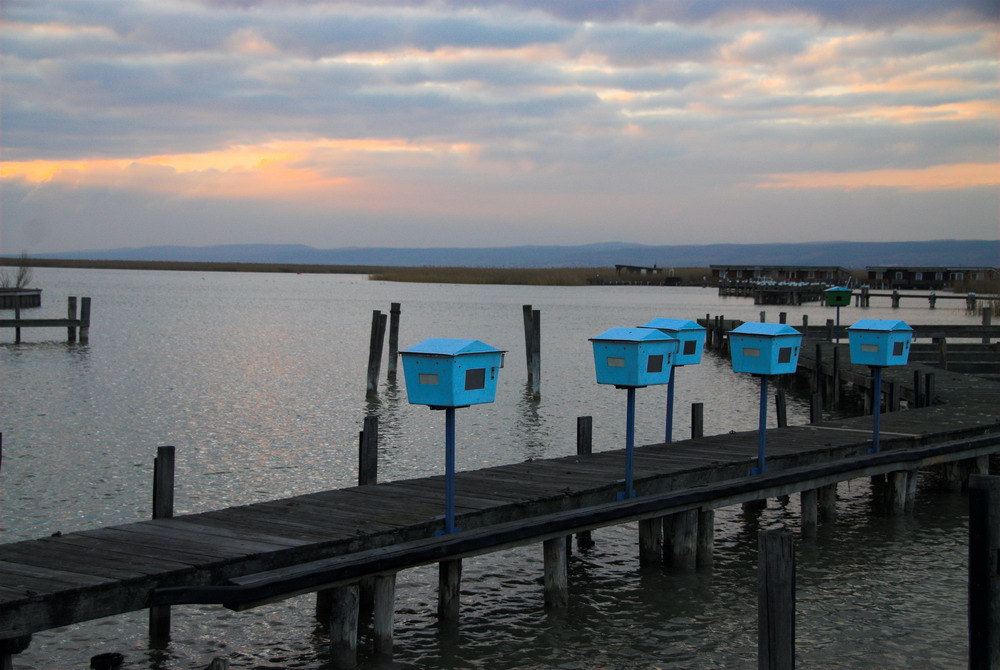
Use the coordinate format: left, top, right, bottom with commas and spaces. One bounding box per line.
369, 266, 611, 286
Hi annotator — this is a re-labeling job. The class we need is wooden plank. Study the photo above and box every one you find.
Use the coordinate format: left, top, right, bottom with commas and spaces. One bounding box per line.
144, 518, 310, 549
75, 528, 247, 561
0, 540, 187, 581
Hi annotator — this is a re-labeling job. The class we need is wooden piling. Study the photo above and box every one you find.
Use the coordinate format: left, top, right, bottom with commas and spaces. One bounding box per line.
691, 403, 704, 439
665, 509, 698, 570
638, 518, 663, 566
366, 311, 387, 398
359, 415, 378, 486
924, 372, 935, 407
438, 559, 462, 621
886, 471, 908, 515
825, 319, 833, 342
0, 635, 31, 670
67, 296, 77, 342
809, 393, 822, 424
13, 304, 20, 344
79, 297, 91, 343
150, 446, 175, 647
800, 489, 817, 539
892, 290, 900, 308
543, 537, 569, 609
576, 417, 594, 549
696, 509, 714, 567
530, 309, 541, 397
779, 312, 786, 325
905, 468, 918, 513
89, 652, 124, 669
888, 381, 900, 412
373, 574, 395, 659
387, 303, 400, 380
329, 584, 360, 669
968, 474, 1000, 669
775, 389, 787, 429
935, 337, 948, 370
831, 346, 840, 406
818, 484, 837, 522
758, 529, 795, 670
912, 370, 923, 408
983, 307, 993, 344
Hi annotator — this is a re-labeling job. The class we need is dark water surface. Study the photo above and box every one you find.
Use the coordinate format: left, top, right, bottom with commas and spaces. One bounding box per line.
0, 269, 982, 668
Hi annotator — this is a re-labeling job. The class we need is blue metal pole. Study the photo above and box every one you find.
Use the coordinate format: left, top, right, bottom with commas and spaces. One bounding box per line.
621, 386, 637, 500
871, 366, 882, 454
443, 407, 457, 533
755, 375, 768, 474
665, 367, 675, 443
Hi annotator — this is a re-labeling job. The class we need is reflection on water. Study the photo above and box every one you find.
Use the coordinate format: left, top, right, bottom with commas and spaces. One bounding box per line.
0, 269, 983, 668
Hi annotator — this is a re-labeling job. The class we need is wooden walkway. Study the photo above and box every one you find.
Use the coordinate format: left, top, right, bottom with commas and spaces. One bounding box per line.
2, 354, 1000, 660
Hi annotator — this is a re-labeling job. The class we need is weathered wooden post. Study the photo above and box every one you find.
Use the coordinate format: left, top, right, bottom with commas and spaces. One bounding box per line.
387, 303, 401, 380
935, 336, 948, 370
438, 559, 462, 621
665, 509, 698, 569
576, 416, 594, 549
89, 652, 125, 669
924, 372, 935, 407
758, 529, 795, 670
825, 319, 833, 342
929, 292, 937, 309
983, 307, 993, 344
885, 471, 908, 515
639, 517, 663, 566
809, 393, 822, 424
13, 303, 20, 344
150, 446, 175, 647
697, 509, 715, 566
779, 312, 787, 325
530, 309, 541, 397
888, 381, 900, 412
359, 415, 378, 486
0, 635, 31, 670
775, 389, 787, 429
912, 370, 924, 408
79, 297, 91, 343
543, 536, 569, 608
799, 489, 817, 539
967, 292, 977, 312
968, 474, 1000, 669
891, 290, 900, 308
522, 304, 535, 387
691, 402, 704, 439
67, 296, 77, 342
831, 345, 840, 405
373, 573, 396, 659
329, 584, 360, 668
818, 484, 837, 522
366, 310, 387, 398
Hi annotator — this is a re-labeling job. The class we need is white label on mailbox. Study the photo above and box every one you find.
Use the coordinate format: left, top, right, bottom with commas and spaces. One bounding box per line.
861, 344, 879, 353
419, 373, 439, 385
607, 357, 626, 367
743, 348, 761, 357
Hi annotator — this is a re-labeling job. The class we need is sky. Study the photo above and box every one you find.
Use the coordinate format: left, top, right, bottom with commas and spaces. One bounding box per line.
1, 0, 998, 254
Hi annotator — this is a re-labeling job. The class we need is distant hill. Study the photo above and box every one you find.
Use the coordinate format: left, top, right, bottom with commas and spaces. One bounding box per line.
32, 239, 999, 269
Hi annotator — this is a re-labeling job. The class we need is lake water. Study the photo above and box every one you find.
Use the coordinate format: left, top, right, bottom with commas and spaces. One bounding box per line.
0, 268, 985, 669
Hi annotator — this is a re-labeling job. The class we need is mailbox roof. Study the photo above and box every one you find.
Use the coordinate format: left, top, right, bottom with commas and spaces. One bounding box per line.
731, 322, 801, 337
590, 327, 677, 343
401, 338, 503, 357
824, 286, 852, 293
847, 319, 912, 332
640, 318, 705, 333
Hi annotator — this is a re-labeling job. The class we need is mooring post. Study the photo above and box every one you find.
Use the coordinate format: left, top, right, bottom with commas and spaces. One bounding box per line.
929, 292, 937, 309
809, 393, 822, 424
366, 310, 387, 397
639, 517, 663, 566
79, 297, 91, 343
576, 416, 594, 549
800, 489, 817, 539
967, 292, 978, 312
13, 303, 21, 344
831, 345, 841, 405
888, 381, 900, 412
373, 573, 396, 659
905, 468, 918, 513
67, 296, 78, 342
758, 529, 795, 670
359, 415, 378, 486
697, 508, 715, 566
935, 336, 948, 370
543, 536, 569, 609
775, 389, 787, 429
924, 372, 935, 407
968, 474, 1000, 669
0, 635, 31, 670
329, 583, 360, 669
387, 302, 401, 380
912, 370, 923, 408
891, 290, 900, 308
530, 309, 541, 397
983, 307, 993, 344
691, 402, 704, 439
522, 304, 534, 384
779, 312, 786, 325
437, 559, 463, 623
150, 446, 175, 647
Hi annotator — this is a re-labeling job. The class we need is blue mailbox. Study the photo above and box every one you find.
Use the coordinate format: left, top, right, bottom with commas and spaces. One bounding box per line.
590, 327, 679, 387
729, 323, 802, 376
400, 338, 505, 408
640, 318, 706, 366
640, 318, 706, 443
847, 319, 913, 367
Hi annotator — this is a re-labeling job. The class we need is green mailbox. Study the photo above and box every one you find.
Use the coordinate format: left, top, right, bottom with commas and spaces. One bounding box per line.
824, 286, 852, 307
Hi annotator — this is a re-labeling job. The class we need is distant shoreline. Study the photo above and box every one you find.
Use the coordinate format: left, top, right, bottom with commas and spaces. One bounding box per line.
0, 256, 393, 276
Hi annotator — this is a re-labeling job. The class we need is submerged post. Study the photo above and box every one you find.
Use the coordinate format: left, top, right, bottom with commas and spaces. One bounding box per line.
758, 529, 795, 670
969, 474, 1000, 669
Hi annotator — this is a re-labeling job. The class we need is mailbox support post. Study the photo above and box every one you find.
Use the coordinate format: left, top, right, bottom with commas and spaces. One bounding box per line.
665, 368, 675, 443
440, 407, 458, 534
753, 376, 769, 474
870, 366, 882, 453
619, 386, 637, 500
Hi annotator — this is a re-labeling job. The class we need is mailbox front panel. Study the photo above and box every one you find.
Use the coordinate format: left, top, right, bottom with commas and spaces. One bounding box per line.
848, 331, 912, 367
730, 334, 802, 375
401, 350, 503, 407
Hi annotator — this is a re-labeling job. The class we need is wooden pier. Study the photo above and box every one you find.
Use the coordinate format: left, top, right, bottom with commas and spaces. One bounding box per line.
0, 290, 41, 311
0, 296, 91, 343
2, 345, 1000, 667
